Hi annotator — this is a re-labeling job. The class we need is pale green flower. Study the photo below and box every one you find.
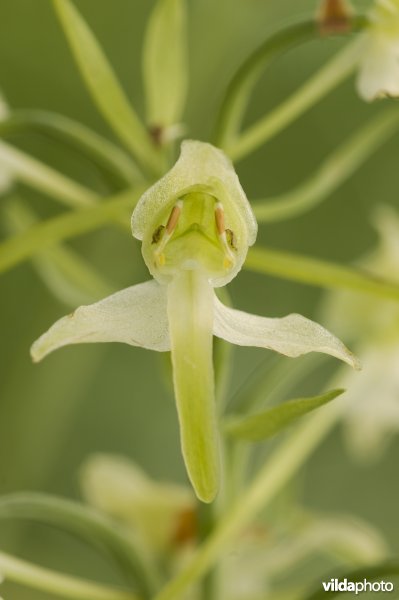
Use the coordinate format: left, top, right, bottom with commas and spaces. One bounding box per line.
357, 0, 399, 101
31, 140, 358, 502
80, 454, 195, 553
322, 205, 399, 460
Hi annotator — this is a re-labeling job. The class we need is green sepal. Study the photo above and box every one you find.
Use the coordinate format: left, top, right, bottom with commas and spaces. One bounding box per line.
143, 0, 188, 129
52, 0, 161, 175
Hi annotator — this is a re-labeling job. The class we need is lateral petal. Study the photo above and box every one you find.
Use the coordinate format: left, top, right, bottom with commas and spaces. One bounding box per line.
213, 295, 360, 369
31, 279, 170, 362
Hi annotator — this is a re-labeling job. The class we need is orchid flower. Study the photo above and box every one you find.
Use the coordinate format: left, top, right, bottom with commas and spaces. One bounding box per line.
322, 206, 399, 461
80, 453, 195, 553
31, 140, 358, 502
356, 0, 399, 101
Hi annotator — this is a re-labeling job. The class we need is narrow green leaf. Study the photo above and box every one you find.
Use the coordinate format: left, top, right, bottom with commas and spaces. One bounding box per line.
0, 550, 138, 600
0, 187, 145, 275
52, 0, 161, 175
0, 110, 142, 187
0, 492, 160, 597
0, 139, 97, 208
244, 246, 399, 302
143, 0, 188, 128
4, 198, 115, 306
225, 389, 344, 442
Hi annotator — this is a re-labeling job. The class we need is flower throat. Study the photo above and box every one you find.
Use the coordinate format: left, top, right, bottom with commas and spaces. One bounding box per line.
151, 192, 237, 278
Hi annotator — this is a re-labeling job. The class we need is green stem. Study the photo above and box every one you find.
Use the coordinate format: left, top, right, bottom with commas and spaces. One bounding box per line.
0, 110, 142, 187
0, 493, 160, 597
226, 35, 364, 162
214, 20, 317, 148
253, 109, 399, 222
0, 139, 98, 208
154, 399, 345, 600
4, 197, 115, 305
201, 290, 234, 599
0, 187, 145, 275
198, 500, 220, 600
244, 246, 399, 301
0, 550, 139, 600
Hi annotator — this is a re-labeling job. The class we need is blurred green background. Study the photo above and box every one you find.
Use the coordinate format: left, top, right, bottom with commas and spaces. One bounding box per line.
0, 0, 398, 598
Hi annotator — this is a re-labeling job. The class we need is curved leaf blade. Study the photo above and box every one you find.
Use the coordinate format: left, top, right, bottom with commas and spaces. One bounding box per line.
225, 389, 344, 442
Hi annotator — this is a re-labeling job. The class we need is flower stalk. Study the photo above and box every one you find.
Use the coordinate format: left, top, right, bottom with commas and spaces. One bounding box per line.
226, 38, 364, 161
252, 109, 399, 223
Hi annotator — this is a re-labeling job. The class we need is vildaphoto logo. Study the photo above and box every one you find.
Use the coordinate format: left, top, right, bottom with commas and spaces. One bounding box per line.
322, 578, 394, 594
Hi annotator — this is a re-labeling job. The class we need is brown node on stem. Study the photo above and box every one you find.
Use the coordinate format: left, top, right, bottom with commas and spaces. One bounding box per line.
317, 0, 354, 35
172, 506, 198, 547
148, 124, 164, 146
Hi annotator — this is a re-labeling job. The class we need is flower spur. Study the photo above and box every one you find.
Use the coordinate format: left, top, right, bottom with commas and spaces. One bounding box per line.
31, 140, 359, 503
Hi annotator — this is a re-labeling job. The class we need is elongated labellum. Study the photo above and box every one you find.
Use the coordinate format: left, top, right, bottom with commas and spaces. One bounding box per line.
167, 269, 219, 503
